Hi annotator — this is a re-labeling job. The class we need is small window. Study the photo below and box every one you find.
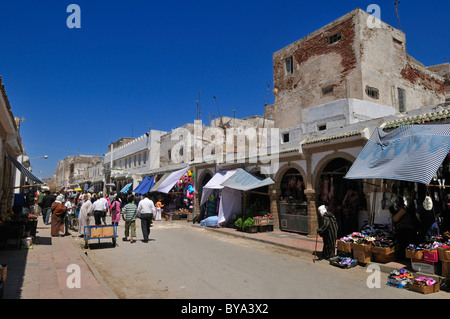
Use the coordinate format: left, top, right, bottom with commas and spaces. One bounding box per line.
322, 86, 334, 95
283, 133, 290, 143
328, 32, 342, 44
366, 86, 379, 99
318, 124, 327, 131
393, 37, 403, 45
398, 88, 406, 112
285, 56, 294, 75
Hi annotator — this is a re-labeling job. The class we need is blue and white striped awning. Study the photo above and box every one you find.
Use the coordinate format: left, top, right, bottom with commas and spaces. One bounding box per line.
345, 125, 450, 185
7, 153, 45, 185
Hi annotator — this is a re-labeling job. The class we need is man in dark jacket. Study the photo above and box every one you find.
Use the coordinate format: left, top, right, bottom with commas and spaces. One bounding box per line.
41, 191, 55, 225
317, 205, 339, 260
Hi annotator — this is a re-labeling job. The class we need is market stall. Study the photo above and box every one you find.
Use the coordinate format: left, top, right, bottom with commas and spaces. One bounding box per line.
342, 124, 450, 267
150, 166, 193, 219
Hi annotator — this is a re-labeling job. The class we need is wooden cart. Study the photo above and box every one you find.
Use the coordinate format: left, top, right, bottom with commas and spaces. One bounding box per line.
84, 225, 117, 249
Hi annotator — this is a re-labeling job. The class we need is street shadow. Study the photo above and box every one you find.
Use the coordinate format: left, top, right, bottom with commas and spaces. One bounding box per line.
86, 241, 117, 250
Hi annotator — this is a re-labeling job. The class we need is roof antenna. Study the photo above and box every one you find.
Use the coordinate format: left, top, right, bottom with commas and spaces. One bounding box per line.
213, 96, 223, 127
394, 0, 401, 30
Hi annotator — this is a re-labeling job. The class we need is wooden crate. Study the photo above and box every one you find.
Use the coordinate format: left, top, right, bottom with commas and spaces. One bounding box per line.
408, 282, 440, 294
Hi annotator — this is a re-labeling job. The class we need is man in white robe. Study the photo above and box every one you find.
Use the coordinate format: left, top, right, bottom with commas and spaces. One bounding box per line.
78, 194, 93, 237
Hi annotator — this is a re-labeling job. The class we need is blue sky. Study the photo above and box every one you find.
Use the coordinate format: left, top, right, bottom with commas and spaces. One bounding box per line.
0, 0, 448, 179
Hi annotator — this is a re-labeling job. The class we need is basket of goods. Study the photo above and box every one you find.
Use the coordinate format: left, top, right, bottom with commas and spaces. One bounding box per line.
408, 277, 440, 294
387, 268, 413, 289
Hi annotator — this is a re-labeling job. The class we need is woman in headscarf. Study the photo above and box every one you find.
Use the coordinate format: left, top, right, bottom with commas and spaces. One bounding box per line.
51, 195, 67, 237
317, 205, 339, 260
78, 194, 93, 237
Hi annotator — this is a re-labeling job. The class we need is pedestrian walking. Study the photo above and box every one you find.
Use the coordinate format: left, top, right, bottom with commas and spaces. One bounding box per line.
50, 195, 67, 237
109, 195, 121, 226
316, 205, 338, 260
137, 193, 156, 242
64, 197, 73, 235
155, 197, 164, 221
41, 190, 55, 225
78, 194, 93, 237
122, 194, 138, 243
92, 194, 106, 226
99, 192, 109, 225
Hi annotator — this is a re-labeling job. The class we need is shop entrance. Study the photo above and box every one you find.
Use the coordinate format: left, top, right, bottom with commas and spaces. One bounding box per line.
278, 168, 307, 234
317, 158, 365, 237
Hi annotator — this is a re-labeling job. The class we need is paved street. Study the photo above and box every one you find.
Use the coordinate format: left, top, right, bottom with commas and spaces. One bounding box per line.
78, 218, 449, 299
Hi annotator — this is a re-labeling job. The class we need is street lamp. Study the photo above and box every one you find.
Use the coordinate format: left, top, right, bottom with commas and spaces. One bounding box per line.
30, 155, 48, 160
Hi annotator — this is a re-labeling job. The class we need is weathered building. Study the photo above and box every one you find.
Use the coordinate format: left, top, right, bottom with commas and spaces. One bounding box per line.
53, 155, 102, 190
103, 130, 166, 191
0, 76, 23, 214
267, 8, 446, 130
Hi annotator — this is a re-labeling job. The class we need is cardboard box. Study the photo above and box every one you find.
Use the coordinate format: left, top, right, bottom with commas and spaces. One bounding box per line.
373, 252, 395, 263
102, 227, 115, 237
353, 249, 371, 264
337, 241, 352, 253
408, 282, 440, 294
405, 249, 423, 260
89, 227, 103, 238
438, 246, 450, 260
442, 260, 450, 278
372, 246, 395, 255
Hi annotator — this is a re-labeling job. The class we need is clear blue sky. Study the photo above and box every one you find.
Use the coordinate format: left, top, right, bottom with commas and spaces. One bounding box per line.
1, 0, 448, 179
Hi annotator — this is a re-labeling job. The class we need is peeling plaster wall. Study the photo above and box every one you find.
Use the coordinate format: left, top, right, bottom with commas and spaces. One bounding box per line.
271, 8, 445, 130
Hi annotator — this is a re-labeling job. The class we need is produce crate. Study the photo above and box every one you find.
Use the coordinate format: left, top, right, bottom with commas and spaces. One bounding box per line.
244, 226, 258, 233
258, 225, 274, 232
442, 260, 450, 278
253, 217, 268, 226
408, 282, 440, 294
424, 249, 438, 263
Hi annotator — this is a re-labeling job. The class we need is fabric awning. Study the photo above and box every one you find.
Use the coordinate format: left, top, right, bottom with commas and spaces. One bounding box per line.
203, 170, 237, 190
120, 182, 133, 193
345, 124, 450, 185
201, 170, 237, 205
152, 166, 190, 194
7, 153, 45, 185
220, 168, 274, 191
133, 176, 155, 194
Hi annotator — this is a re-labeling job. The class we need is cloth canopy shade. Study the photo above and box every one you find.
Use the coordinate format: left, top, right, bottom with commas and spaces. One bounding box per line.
151, 166, 190, 194
120, 182, 133, 193
220, 168, 275, 191
200, 168, 274, 224
345, 124, 450, 185
200, 170, 237, 205
6, 153, 45, 185
133, 176, 155, 194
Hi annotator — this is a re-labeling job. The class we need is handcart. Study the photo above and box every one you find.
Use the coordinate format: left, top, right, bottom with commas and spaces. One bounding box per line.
84, 225, 117, 249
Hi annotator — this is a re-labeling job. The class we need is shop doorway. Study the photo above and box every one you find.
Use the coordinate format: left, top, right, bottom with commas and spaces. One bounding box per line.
317, 158, 365, 237
245, 171, 270, 216
278, 168, 307, 233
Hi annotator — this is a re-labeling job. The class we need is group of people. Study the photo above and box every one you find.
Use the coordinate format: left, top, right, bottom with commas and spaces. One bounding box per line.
34, 187, 166, 243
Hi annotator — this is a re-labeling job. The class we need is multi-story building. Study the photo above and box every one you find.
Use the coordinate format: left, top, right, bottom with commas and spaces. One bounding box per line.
53, 155, 102, 190
0, 76, 24, 215
191, 8, 449, 236
102, 130, 166, 192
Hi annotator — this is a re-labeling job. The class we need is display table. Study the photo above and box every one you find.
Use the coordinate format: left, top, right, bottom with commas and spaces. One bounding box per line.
279, 201, 308, 234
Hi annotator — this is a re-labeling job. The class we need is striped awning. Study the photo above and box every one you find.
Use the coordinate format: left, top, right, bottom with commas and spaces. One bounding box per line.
345, 125, 450, 185
7, 153, 45, 185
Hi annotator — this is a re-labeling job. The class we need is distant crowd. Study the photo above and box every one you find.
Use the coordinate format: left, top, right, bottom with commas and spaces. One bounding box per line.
32, 188, 164, 243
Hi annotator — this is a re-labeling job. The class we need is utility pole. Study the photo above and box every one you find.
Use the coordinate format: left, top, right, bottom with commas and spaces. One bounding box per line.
394, 0, 401, 30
